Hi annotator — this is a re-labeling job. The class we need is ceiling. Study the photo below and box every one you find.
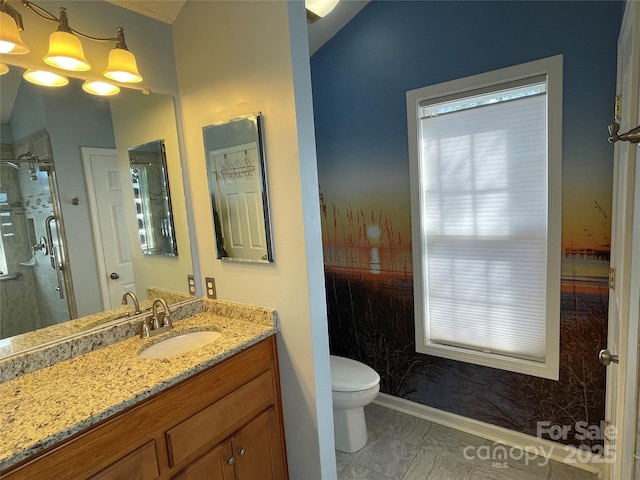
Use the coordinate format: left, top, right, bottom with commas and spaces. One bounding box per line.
307, 0, 369, 55
105, 0, 187, 25
106, 0, 369, 55
1, 1, 368, 123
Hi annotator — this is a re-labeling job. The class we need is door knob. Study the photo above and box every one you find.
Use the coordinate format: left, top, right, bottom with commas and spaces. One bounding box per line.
599, 349, 619, 366
110, 272, 120, 280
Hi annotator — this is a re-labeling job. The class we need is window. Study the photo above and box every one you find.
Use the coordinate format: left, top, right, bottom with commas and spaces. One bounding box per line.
406, 56, 562, 380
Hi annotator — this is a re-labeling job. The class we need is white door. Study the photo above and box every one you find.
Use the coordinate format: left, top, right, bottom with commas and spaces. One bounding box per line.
604, 3, 639, 479
81, 147, 135, 309
207, 142, 268, 260
630, 148, 640, 479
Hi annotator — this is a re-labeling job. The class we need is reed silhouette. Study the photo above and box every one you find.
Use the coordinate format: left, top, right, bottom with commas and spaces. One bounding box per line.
321, 192, 610, 448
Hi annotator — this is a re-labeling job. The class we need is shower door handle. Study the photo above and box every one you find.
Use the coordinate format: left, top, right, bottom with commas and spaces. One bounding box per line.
45, 215, 64, 299
51, 244, 64, 299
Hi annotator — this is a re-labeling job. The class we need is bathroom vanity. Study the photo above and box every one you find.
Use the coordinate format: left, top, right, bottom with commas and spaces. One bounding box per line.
0, 298, 288, 480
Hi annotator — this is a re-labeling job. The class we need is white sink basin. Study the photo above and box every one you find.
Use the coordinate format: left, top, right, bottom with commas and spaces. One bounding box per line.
138, 330, 222, 359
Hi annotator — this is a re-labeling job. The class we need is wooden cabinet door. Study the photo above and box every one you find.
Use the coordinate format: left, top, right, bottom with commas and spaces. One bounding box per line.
89, 441, 159, 480
172, 440, 236, 480
233, 408, 286, 480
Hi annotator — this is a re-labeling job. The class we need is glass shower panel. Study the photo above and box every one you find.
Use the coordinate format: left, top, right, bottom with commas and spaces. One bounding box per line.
0, 130, 72, 339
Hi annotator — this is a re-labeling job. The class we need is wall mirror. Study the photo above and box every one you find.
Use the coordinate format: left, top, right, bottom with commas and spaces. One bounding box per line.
0, 64, 193, 356
202, 114, 274, 263
129, 139, 178, 256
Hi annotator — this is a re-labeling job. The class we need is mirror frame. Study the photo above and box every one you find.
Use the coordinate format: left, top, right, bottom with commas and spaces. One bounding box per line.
202, 113, 274, 263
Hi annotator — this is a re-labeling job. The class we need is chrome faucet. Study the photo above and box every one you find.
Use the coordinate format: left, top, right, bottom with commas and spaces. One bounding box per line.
152, 297, 173, 329
121, 291, 142, 314
140, 298, 173, 339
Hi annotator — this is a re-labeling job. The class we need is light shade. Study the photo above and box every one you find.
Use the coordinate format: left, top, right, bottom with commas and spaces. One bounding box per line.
44, 30, 91, 71
306, 0, 339, 19
0, 10, 29, 54
0, 63, 8, 75
82, 80, 120, 96
23, 69, 69, 87
104, 47, 143, 83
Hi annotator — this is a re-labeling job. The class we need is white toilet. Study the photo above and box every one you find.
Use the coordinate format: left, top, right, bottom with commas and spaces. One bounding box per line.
330, 355, 381, 453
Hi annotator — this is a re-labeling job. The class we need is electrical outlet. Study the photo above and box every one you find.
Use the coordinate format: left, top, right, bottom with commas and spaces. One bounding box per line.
187, 274, 196, 296
205, 277, 217, 299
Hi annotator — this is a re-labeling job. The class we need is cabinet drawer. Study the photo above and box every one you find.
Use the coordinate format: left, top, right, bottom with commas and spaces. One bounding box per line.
89, 441, 159, 480
166, 369, 274, 467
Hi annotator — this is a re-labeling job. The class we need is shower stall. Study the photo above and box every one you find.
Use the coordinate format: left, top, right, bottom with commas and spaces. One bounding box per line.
0, 129, 74, 339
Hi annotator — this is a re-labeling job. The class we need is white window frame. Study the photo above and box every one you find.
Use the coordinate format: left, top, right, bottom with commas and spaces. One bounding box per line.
406, 55, 563, 380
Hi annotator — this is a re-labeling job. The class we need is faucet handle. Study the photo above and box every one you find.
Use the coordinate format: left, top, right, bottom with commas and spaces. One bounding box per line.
140, 318, 152, 338
162, 314, 173, 328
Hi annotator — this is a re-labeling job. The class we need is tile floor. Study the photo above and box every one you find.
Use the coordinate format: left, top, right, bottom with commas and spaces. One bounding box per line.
335, 403, 598, 480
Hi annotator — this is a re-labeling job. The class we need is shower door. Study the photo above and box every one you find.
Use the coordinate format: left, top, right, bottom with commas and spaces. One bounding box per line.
0, 130, 75, 339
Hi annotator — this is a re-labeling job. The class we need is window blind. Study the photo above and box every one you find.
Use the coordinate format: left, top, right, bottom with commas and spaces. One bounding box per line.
419, 92, 548, 362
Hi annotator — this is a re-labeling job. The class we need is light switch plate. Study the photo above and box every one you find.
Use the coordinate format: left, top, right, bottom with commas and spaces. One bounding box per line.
205, 277, 216, 299
187, 275, 196, 296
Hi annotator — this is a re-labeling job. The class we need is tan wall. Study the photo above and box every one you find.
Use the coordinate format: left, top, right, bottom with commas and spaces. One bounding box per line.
173, 1, 334, 478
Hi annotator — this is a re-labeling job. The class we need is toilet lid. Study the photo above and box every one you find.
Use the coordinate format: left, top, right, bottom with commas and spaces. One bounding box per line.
330, 355, 380, 392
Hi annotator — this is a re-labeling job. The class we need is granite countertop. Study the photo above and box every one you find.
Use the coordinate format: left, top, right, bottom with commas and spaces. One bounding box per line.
0, 299, 278, 471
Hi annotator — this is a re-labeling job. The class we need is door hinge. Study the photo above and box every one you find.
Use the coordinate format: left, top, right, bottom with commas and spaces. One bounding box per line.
614, 95, 621, 121
609, 267, 616, 289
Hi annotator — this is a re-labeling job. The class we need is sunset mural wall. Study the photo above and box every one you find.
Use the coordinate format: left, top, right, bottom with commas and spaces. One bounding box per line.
311, 0, 622, 447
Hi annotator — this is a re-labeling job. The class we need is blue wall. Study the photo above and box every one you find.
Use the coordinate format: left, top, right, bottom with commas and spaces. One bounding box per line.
312, 0, 622, 443
313, 0, 621, 247
9, 81, 47, 142
9, 78, 115, 151
0, 124, 12, 143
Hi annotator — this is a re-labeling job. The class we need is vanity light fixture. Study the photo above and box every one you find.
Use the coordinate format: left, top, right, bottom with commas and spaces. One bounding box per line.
0, 0, 28, 53
306, 0, 340, 23
43, 7, 90, 72
22, 68, 68, 87
0, 63, 8, 75
0, 0, 143, 82
103, 27, 143, 83
82, 79, 120, 96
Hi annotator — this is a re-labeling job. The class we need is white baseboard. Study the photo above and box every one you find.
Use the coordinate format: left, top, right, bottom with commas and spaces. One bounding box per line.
373, 392, 604, 478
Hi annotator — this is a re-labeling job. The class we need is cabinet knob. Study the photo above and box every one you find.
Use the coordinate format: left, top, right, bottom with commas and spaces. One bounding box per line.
227, 456, 235, 465
239, 448, 246, 456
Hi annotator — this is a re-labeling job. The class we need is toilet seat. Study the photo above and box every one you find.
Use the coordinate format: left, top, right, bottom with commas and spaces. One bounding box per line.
330, 355, 380, 392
